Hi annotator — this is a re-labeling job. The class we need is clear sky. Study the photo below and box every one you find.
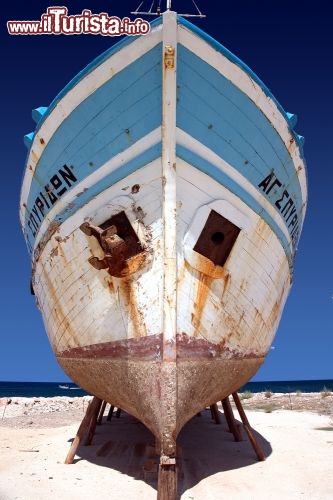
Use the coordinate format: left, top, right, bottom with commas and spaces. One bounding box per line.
1, 1, 332, 382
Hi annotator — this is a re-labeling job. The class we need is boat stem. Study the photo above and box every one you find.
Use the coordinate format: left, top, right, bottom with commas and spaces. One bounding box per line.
158, 10, 179, 498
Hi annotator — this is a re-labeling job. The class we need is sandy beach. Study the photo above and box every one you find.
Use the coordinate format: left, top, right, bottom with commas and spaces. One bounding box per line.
0, 393, 332, 499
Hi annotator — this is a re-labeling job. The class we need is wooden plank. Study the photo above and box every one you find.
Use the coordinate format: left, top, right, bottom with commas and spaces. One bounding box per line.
221, 397, 242, 441
64, 396, 102, 464
84, 398, 103, 446
97, 400, 107, 425
210, 403, 221, 424
232, 392, 265, 461
107, 405, 115, 422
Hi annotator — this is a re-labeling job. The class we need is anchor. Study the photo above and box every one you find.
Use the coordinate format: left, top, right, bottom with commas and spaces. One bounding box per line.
80, 221, 130, 277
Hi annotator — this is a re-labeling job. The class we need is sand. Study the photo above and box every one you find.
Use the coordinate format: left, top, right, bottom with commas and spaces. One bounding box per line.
0, 393, 332, 499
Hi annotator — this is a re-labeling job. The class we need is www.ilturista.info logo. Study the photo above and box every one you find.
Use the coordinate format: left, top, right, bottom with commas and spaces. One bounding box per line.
7, 7, 151, 36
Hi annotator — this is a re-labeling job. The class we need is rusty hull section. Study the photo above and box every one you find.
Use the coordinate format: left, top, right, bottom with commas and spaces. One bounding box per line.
57, 333, 264, 442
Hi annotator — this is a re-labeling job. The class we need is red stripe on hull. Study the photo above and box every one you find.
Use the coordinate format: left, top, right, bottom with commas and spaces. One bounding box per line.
56, 333, 265, 360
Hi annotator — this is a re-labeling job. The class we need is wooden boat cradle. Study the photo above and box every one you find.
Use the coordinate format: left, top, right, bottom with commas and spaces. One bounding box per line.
65, 393, 264, 499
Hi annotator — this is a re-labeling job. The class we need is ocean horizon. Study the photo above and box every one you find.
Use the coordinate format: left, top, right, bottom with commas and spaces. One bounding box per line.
0, 379, 332, 398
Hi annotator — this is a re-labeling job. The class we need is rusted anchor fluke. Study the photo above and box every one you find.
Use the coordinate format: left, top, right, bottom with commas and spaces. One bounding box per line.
79, 221, 103, 238
87, 256, 108, 270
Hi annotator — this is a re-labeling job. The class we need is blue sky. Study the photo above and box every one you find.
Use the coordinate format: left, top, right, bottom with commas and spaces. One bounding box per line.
1, 1, 332, 382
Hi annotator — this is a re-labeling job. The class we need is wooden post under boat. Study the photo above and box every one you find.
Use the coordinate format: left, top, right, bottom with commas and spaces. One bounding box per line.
232, 392, 265, 462
221, 396, 242, 442
65, 396, 103, 465
65, 394, 265, 498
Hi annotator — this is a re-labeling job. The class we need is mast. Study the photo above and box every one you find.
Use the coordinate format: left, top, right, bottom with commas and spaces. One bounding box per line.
131, 0, 205, 17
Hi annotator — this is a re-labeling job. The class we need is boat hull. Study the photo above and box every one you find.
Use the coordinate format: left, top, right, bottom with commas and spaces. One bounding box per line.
20, 11, 307, 462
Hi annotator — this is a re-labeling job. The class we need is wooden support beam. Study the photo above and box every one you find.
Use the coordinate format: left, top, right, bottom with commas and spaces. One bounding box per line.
210, 403, 221, 424
64, 396, 102, 464
221, 397, 242, 441
97, 400, 107, 425
232, 392, 265, 461
107, 405, 115, 421
84, 398, 103, 446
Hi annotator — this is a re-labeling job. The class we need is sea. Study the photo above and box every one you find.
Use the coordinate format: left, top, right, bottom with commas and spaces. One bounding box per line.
0, 379, 332, 398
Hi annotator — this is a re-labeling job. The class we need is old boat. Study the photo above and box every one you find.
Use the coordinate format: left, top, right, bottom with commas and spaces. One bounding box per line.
20, 6, 307, 492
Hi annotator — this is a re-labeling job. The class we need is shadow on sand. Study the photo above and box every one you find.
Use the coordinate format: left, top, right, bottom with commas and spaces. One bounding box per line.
72, 407, 272, 496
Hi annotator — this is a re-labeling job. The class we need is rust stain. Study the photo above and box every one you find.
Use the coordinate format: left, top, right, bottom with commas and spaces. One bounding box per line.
240, 278, 248, 292
164, 45, 175, 69
237, 311, 245, 327
64, 201, 76, 211
135, 206, 146, 220
41, 267, 78, 351
55, 239, 69, 266
106, 278, 114, 292
176, 333, 263, 360
221, 271, 231, 304
117, 277, 147, 339
254, 307, 262, 322
31, 150, 39, 164
76, 188, 89, 197
131, 184, 140, 194
33, 221, 61, 263
287, 136, 296, 155
251, 218, 273, 250
50, 246, 58, 258
177, 263, 186, 288
191, 270, 213, 335
184, 251, 229, 279
264, 301, 280, 333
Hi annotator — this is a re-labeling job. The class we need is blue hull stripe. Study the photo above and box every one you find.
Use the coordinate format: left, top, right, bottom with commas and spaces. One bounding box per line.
177, 17, 304, 156
25, 43, 162, 238
177, 144, 293, 266
177, 45, 303, 228
34, 17, 163, 133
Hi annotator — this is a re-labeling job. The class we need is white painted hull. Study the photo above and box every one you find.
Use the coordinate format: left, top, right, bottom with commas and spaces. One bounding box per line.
20, 12, 307, 458
34, 158, 289, 361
